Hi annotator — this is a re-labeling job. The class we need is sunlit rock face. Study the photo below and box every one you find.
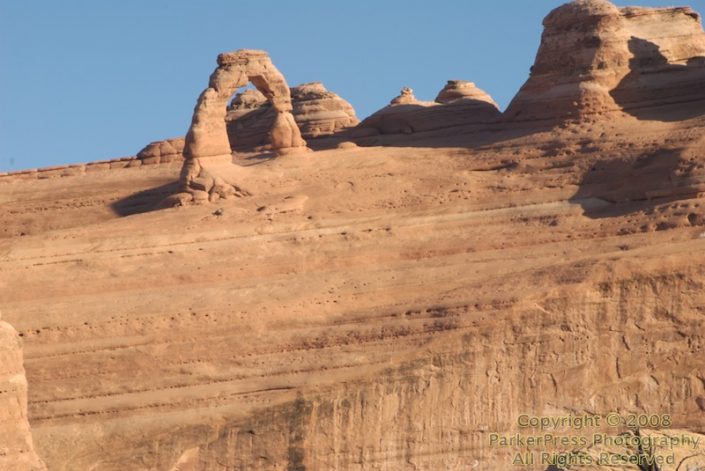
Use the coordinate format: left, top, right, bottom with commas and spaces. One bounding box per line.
0, 317, 46, 471
505, 0, 705, 123
178, 49, 308, 205
4, 1, 705, 470
354, 83, 501, 136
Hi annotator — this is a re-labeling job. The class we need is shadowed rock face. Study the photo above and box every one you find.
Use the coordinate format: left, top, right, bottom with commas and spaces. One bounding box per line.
224, 89, 274, 150
137, 137, 185, 164
225, 82, 359, 149
354, 84, 501, 136
0, 317, 46, 471
505, 0, 705, 123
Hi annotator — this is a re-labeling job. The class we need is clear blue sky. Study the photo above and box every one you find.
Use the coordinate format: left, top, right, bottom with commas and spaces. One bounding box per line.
1, 0, 703, 171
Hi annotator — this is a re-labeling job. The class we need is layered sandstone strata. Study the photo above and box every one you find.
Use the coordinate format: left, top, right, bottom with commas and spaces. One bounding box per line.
225, 82, 359, 148
0, 316, 46, 471
137, 137, 185, 164
5, 1, 705, 469
355, 84, 500, 135
505, 0, 705, 123
224, 89, 273, 150
435, 80, 499, 106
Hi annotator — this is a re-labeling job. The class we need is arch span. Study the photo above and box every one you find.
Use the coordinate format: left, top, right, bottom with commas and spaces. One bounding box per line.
178, 49, 308, 202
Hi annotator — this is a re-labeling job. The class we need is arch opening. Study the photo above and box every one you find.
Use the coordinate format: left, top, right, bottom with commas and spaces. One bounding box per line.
176, 49, 309, 204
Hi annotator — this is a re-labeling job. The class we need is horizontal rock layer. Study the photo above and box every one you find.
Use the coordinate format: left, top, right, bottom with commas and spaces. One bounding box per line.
3, 106, 705, 468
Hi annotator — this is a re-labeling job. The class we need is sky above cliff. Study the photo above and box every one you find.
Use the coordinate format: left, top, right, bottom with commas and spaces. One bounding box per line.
1, 0, 704, 171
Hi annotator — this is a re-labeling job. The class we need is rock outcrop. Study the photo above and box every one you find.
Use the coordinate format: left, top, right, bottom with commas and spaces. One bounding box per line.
0, 315, 47, 471
137, 137, 185, 164
355, 84, 500, 136
225, 82, 359, 149
291, 82, 359, 138
435, 80, 499, 106
7, 1, 705, 469
178, 49, 308, 203
505, 0, 705, 123
390, 86, 418, 105
611, 6, 705, 120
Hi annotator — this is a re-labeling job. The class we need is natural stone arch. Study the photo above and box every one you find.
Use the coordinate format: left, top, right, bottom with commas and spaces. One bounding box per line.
178, 49, 308, 203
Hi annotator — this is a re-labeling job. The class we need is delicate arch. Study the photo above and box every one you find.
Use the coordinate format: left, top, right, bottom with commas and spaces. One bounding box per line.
183, 49, 306, 162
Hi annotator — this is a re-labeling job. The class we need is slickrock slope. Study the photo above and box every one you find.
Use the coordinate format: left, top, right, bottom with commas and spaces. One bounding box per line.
0, 316, 46, 471
505, 0, 705, 123
2, 1, 705, 470
354, 84, 500, 136
2, 105, 705, 469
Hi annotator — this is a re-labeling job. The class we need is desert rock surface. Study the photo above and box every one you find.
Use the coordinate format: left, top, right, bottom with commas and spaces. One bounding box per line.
1, 1, 705, 470
0, 316, 46, 471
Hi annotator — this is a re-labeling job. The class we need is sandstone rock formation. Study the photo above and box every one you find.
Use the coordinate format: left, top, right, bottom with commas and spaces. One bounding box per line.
224, 89, 274, 150
225, 81, 359, 149
5, 1, 705, 469
389, 86, 418, 105
291, 82, 359, 138
0, 314, 46, 471
355, 84, 500, 136
435, 80, 499, 106
137, 137, 185, 164
505, 0, 705, 123
179, 49, 308, 203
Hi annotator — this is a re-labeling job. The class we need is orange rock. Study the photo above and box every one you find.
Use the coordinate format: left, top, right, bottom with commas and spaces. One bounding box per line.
505, 0, 705, 123
355, 84, 500, 135
0, 316, 47, 471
